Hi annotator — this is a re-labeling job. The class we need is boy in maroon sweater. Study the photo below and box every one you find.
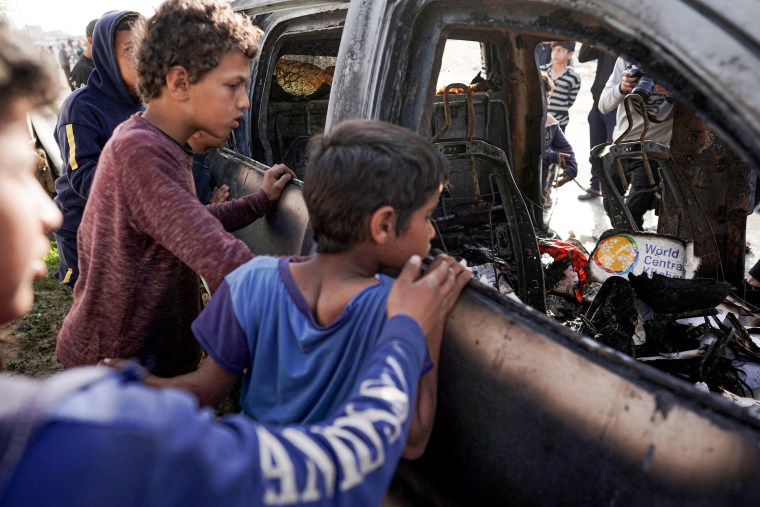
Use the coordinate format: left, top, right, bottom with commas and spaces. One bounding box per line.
55, 0, 295, 376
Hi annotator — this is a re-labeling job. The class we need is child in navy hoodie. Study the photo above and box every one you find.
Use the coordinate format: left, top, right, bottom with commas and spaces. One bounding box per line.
53, 11, 143, 287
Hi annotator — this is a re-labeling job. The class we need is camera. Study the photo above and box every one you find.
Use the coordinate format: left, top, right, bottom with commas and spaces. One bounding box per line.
627, 64, 656, 102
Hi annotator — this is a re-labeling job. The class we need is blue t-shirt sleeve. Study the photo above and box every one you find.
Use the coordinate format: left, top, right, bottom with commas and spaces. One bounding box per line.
192, 281, 250, 375
8, 315, 428, 507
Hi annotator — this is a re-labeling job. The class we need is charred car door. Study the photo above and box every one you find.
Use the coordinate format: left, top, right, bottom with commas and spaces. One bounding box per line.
207, 0, 760, 504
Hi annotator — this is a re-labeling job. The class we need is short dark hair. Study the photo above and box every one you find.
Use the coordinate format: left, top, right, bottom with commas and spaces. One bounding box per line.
551, 40, 576, 52
86, 19, 98, 38
304, 120, 448, 254
135, 0, 263, 102
0, 22, 57, 125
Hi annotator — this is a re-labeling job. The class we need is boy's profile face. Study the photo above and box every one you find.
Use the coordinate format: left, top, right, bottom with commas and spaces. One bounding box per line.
551, 46, 572, 65
115, 28, 138, 95
187, 49, 251, 140
385, 188, 440, 269
0, 112, 62, 324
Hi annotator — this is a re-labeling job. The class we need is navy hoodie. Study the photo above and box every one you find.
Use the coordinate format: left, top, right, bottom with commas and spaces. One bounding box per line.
53, 11, 144, 234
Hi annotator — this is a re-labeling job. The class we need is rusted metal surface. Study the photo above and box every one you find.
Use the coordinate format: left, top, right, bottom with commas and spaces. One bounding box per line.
506, 32, 545, 228
389, 282, 760, 506
231, 0, 348, 15
666, 105, 751, 287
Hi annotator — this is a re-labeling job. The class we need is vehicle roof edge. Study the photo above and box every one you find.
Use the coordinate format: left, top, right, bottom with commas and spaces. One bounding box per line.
230, 0, 349, 16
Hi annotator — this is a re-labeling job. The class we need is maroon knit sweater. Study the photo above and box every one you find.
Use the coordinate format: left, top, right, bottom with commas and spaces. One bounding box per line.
56, 114, 271, 376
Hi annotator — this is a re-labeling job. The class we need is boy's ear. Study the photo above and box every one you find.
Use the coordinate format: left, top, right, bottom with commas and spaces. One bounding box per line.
369, 205, 397, 245
165, 65, 191, 100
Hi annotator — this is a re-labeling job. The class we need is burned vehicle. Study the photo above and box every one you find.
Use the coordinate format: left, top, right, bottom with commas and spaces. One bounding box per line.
205, 0, 760, 504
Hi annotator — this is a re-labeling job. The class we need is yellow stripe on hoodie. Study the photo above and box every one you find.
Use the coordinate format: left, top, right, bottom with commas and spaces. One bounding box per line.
66, 124, 79, 170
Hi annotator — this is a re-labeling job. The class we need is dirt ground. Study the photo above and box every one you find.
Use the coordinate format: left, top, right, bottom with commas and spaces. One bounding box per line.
0, 245, 71, 378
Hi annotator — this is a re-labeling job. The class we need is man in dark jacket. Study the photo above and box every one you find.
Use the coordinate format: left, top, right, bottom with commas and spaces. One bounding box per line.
53, 11, 143, 287
68, 19, 98, 90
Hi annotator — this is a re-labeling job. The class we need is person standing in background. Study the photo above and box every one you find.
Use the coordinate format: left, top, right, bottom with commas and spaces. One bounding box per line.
540, 72, 578, 208
540, 41, 581, 132
69, 19, 98, 90
599, 56, 674, 229
577, 44, 617, 200
57, 42, 70, 81
535, 41, 552, 66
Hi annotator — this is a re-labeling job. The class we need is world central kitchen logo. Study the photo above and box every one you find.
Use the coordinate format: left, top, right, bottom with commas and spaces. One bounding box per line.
592, 234, 687, 278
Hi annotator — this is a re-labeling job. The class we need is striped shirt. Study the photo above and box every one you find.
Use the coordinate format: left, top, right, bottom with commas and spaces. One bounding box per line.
541, 63, 581, 128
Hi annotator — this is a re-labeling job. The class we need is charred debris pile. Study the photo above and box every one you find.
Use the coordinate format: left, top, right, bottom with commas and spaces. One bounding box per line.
423, 86, 760, 410
433, 219, 760, 412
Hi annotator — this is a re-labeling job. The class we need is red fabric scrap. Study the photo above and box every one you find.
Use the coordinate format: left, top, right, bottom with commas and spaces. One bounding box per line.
538, 238, 589, 302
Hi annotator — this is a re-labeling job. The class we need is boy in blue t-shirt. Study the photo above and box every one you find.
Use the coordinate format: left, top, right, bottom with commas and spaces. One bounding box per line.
150, 119, 470, 459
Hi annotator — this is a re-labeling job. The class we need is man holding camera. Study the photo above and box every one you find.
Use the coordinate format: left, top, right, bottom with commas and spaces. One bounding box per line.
599, 56, 674, 229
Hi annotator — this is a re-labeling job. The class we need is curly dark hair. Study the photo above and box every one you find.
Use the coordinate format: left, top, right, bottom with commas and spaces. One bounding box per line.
0, 22, 57, 124
304, 120, 448, 254
135, 0, 263, 101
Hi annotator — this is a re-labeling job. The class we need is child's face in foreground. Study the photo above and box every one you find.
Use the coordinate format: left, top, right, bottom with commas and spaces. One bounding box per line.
0, 114, 62, 324
386, 189, 440, 268
188, 49, 251, 141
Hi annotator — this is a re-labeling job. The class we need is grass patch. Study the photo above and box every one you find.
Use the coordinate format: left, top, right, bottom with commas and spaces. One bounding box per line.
0, 242, 71, 378
44, 244, 60, 273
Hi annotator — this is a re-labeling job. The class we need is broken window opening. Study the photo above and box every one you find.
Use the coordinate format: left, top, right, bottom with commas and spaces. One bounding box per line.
256, 37, 340, 178
427, 31, 760, 413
